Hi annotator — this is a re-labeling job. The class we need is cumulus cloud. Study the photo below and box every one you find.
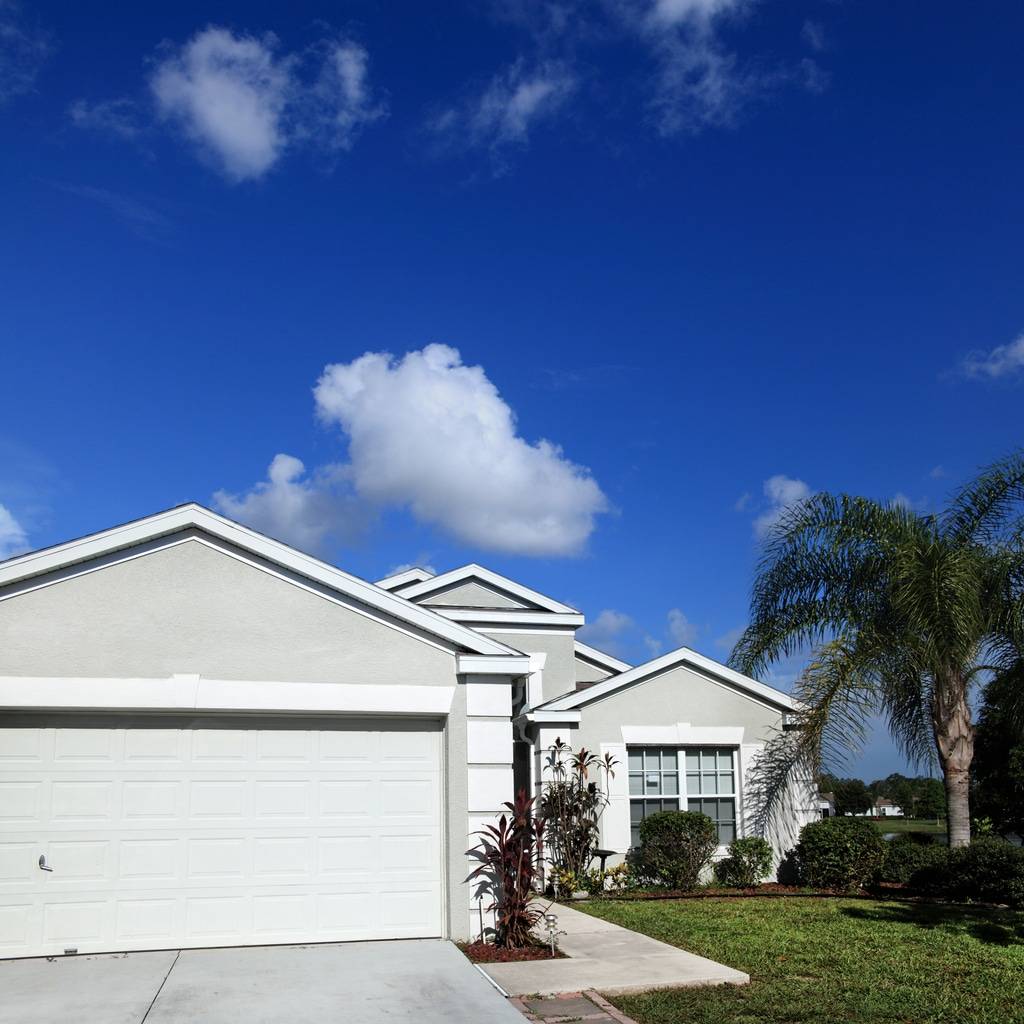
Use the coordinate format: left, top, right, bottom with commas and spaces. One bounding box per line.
429, 58, 576, 170
0, 503, 28, 560
753, 473, 812, 538
666, 607, 699, 646
147, 27, 384, 182
801, 19, 826, 52
315, 344, 607, 555
212, 453, 370, 555
386, 559, 438, 577
959, 333, 1024, 382
0, 2, 51, 106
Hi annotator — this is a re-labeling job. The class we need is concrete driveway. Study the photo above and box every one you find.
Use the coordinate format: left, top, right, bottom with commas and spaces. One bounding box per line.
0, 940, 524, 1024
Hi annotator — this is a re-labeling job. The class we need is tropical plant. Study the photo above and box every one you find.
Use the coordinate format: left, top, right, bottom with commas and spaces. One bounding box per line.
468, 789, 546, 947
635, 810, 718, 890
731, 452, 1024, 848
716, 835, 774, 887
539, 737, 617, 879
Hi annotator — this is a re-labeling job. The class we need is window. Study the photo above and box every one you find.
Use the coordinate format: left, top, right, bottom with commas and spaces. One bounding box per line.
628, 746, 738, 847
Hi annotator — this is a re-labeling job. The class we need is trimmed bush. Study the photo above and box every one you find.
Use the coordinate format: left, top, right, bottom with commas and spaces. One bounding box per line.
911, 837, 1024, 908
636, 810, 718, 890
795, 817, 885, 890
878, 834, 949, 884
716, 836, 774, 887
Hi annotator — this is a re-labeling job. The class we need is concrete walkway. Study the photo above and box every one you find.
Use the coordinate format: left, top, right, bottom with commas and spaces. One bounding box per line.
0, 940, 524, 1024
481, 903, 749, 998
513, 991, 641, 1023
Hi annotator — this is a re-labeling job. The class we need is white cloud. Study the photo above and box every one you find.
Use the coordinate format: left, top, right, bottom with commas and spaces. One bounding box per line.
430, 58, 576, 169
714, 624, 745, 653
801, 19, 826, 52
212, 453, 370, 555
643, 634, 663, 656
386, 560, 438, 577
149, 27, 384, 182
579, 609, 634, 655
0, 2, 51, 106
314, 344, 607, 556
753, 473, 811, 538
929, 464, 946, 479
960, 333, 1024, 382
666, 607, 699, 646
648, 0, 745, 27
733, 491, 750, 512
68, 97, 142, 139
0, 503, 28, 560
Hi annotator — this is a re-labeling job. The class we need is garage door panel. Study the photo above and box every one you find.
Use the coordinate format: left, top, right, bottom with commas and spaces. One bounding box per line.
0, 718, 443, 958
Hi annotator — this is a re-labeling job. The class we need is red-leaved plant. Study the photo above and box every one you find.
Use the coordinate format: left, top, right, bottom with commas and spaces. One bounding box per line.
468, 790, 546, 948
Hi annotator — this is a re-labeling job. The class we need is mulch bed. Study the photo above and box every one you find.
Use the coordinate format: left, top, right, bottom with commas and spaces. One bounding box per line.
457, 940, 568, 963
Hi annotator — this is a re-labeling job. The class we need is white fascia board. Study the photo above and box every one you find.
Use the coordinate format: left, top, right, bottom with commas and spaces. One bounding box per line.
393, 563, 579, 614
573, 640, 631, 674
517, 710, 582, 725
0, 675, 456, 716
375, 567, 435, 590
621, 724, 746, 746
539, 646, 798, 713
0, 503, 515, 658
456, 654, 531, 676
432, 608, 585, 627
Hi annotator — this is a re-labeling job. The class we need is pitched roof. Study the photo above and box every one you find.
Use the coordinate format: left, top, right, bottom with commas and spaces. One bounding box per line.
0, 503, 518, 659
391, 563, 580, 614
537, 645, 798, 712
573, 640, 631, 675
375, 567, 436, 590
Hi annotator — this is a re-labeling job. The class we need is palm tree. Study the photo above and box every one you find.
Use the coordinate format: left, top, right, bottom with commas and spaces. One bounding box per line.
730, 452, 1024, 848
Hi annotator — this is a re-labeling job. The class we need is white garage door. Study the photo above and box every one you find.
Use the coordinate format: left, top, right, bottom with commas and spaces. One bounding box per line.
0, 716, 444, 959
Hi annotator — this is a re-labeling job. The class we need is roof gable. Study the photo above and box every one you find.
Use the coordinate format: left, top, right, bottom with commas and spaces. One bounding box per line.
538, 645, 797, 713
393, 563, 579, 614
375, 567, 435, 591
0, 504, 517, 659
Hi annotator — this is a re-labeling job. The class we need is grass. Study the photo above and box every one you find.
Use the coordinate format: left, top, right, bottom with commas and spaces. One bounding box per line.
873, 818, 947, 836
579, 896, 1024, 1024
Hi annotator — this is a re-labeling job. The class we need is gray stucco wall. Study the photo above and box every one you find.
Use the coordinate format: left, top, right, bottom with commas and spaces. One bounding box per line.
574, 655, 614, 685
480, 629, 577, 702
419, 580, 529, 610
0, 539, 457, 685
573, 663, 783, 751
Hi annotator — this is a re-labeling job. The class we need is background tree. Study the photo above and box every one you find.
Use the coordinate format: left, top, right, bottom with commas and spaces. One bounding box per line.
731, 452, 1024, 848
972, 664, 1024, 837
831, 777, 873, 816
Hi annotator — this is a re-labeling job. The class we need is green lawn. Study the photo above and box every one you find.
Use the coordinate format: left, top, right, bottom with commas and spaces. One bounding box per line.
873, 818, 947, 836
579, 897, 1024, 1024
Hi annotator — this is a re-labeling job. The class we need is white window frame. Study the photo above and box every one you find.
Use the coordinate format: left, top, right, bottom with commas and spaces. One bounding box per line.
627, 745, 740, 849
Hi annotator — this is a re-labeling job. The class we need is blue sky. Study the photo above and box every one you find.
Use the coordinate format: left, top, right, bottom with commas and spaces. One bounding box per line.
2, 1, 1022, 780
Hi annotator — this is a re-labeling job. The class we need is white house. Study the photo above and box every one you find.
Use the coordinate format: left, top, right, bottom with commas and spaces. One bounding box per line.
0, 504, 815, 959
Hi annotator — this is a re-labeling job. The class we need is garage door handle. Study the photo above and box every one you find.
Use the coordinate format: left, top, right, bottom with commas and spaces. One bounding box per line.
38, 855, 53, 872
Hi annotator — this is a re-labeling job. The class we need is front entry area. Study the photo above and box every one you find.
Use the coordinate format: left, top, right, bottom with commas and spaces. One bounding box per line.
0, 716, 444, 959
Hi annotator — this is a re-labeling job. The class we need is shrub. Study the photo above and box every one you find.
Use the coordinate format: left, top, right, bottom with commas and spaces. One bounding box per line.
716, 836, 774, 887
468, 790, 546, 947
795, 817, 885, 890
636, 810, 718, 890
878, 834, 948, 884
908, 837, 1024, 908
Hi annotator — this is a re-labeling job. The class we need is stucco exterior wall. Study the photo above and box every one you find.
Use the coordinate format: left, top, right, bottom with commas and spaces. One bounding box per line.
0, 539, 457, 686
479, 629, 577, 702
573, 664, 782, 750
574, 655, 614, 685
418, 580, 530, 610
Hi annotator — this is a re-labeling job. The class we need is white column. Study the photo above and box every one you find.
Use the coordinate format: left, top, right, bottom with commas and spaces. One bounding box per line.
464, 673, 514, 940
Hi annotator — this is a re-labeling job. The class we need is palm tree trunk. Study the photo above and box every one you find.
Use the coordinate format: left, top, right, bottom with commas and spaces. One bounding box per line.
933, 675, 974, 848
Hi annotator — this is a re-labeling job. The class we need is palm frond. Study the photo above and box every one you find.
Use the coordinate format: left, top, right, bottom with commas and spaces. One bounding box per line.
943, 449, 1024, 544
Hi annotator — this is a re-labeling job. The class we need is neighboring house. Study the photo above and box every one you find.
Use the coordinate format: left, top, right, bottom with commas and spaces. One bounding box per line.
817, 792, 836, 818
0, 504, 814, 960
856, 797, 903, 818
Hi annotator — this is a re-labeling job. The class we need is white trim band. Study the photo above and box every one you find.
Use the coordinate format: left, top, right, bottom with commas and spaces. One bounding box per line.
0, 675, 456, 716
